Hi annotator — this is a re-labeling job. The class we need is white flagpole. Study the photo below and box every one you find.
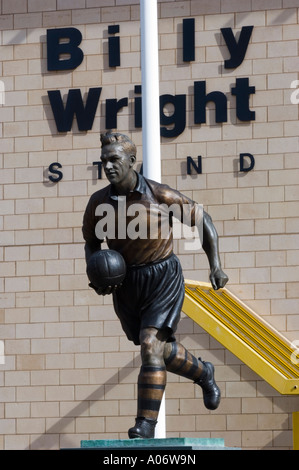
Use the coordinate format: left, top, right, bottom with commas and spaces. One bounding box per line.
140, 0, 161, 183
140, 0, 165, 439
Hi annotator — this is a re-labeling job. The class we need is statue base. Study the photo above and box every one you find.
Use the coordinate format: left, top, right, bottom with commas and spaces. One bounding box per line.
80, 437, 239, 450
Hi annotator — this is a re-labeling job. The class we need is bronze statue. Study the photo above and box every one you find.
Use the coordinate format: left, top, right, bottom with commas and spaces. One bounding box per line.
82, 132, 228, 439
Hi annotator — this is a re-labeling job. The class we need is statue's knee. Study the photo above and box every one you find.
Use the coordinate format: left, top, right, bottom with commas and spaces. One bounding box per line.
140, 335, 154, 361
140, 334, 164, 366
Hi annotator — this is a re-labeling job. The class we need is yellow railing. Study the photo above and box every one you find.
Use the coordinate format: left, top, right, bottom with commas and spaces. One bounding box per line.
183, 280, 299, 395
183, 280, 299, 449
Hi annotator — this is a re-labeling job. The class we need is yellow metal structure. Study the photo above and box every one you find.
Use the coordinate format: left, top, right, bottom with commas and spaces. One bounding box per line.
183, 280, 299, 395
293, 412, 299, 450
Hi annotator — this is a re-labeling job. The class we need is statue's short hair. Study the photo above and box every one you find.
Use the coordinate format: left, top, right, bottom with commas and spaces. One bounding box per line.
100, 132, 136, 157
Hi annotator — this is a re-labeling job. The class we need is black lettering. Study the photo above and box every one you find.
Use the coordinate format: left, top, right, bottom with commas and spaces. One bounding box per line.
160, 94, 186, 137
47, 27, 84, 71
134, 85, 142, 128
48, 87, 102, 132
108, 24, 120, 67
221, 26, 254, 69
194, 81, 227, 124
48, 162, 63, 182
187, 156, 202, 174
93, 161, 103, 179
105, 97, 128, 129
183, 18, 195, 62
231, 77, 255, 121
240, 153, 255, 172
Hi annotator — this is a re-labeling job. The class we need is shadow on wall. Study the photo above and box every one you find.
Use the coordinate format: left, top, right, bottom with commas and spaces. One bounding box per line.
27, 357, 136, 450
27, 318, 298, 450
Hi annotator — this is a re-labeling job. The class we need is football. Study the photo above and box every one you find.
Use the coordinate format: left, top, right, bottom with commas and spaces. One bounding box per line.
86, 249, 126, 288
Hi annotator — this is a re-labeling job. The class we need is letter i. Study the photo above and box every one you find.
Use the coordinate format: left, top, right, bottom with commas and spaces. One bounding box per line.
108, 25, 120, 67
134, 85, 142, 128
183, 18, 195, 62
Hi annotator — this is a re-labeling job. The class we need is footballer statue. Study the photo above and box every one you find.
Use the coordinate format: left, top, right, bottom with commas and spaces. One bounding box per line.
82, 132, 228, 439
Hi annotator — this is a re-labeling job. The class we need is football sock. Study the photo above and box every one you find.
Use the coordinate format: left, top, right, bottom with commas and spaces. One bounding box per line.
137, 365, 166, 421
164, 341, 203, 381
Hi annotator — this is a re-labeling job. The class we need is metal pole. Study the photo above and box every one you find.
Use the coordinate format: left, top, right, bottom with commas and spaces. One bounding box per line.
140, 0, 165, 439
140, 0, 161, 183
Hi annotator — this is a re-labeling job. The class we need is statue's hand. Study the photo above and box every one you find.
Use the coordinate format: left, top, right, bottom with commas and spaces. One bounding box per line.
209, 267, 228, 290
88, 282, 121, 296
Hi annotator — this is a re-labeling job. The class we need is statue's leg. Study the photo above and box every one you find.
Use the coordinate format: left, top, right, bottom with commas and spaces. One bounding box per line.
128, 328, 167, 439
164, 341, 221, 410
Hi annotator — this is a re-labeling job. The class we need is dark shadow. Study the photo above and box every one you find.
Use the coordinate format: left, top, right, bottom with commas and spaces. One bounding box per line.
28, 357, 137, 450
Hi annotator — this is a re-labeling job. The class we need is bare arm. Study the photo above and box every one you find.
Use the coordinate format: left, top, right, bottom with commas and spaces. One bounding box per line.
202, 211, 228, 290
154, 184, 229, 290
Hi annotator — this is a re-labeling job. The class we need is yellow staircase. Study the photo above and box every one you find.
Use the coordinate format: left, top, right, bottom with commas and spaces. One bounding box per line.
183, 280, 299, 449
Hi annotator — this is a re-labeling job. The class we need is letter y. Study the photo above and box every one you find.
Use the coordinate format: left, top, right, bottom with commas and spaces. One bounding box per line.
221, 26, 253, 69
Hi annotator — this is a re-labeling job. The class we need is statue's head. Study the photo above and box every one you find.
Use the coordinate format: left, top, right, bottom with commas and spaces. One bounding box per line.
100, 132, 136, 185
100, 132, 136, 159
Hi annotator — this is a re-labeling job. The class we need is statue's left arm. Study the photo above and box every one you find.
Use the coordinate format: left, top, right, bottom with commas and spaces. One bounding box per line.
154, 183, 229, 290
202, 211, 228, 290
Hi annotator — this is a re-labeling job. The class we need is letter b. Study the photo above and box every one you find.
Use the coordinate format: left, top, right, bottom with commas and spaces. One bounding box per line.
47, 28, 84, 71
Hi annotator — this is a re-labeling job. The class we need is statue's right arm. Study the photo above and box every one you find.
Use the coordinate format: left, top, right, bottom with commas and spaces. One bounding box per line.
84, 242, 101, 264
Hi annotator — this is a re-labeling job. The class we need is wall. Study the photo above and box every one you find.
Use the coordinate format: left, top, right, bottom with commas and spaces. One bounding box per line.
0, 0, 299, 450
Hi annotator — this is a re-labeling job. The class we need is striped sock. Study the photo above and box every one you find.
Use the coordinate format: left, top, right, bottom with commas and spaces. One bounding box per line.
164, 342, 203, 382
137, 365, 166, 421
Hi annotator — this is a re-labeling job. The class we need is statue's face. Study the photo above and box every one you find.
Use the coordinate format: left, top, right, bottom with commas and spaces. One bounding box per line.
101, 143, 135, 185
